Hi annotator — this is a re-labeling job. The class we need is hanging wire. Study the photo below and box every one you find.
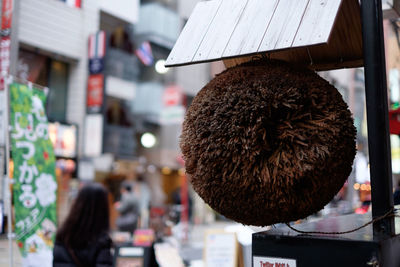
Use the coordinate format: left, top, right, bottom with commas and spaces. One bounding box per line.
285, 208, 396, 235
306, 47, 313, 66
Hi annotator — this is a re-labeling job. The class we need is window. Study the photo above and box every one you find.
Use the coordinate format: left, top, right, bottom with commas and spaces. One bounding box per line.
17, 49, 70, 122
47, 60, 69, 122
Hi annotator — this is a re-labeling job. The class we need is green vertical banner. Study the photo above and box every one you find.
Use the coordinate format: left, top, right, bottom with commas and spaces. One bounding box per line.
9, 83, 57, 267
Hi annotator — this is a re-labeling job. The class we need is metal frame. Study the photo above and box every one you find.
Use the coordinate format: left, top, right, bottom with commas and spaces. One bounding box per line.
361, 0, 395, 240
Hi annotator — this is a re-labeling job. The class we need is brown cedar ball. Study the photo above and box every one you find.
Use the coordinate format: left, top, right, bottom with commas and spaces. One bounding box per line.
180, 59, 356, 226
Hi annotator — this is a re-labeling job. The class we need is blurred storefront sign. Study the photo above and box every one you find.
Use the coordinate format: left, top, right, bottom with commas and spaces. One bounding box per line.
48, 123, 77, 159
55, 159, 75, 173
87, 31, 106, 114
89, 58, 104, 74
84, 114, 103, 157
1, 0, 12, 32
88, 31, 106, 74
390, 101, 400, 174
77, 159, 95, 181
391, 135, 400, 174
105, 75, 136, 101
87, 74, 104, 113
389, 108, 400, 135
163, 85, 182, 107
86, 32, 106, 158
160, 106, 185, 125
133, 229, 155, 247
9, 83, 57, 266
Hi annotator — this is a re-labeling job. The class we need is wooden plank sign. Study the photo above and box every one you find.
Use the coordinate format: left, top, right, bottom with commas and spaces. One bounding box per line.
166, 0, 222, 66
258, 0, 309, 52
223, 0, 279, 57
165, 0, 363, 71
293, 0, 343, 47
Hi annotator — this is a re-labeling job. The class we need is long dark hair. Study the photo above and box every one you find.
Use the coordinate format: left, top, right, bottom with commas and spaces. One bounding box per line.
56, 182, 110, 248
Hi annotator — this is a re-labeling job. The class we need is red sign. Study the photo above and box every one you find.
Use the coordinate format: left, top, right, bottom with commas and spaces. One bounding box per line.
87, 74, 104, 113
163, 85, 182, 107
1, 0, 12, 31
390, 108, 400, 135
133, 229, 155, 247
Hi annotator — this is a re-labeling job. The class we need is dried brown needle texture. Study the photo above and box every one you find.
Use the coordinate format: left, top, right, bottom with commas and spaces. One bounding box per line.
181, 60, 356, 226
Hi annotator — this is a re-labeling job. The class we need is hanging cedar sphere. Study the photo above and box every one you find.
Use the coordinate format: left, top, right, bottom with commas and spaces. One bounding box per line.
181, 59, 357, 226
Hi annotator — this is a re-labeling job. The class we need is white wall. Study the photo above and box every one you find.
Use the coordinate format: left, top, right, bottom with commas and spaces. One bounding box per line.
178, 0, 200, 19
18, 0, 101, 156
100, 0, 139, 24
68, 0, 100, 156
19, 0, 85, 60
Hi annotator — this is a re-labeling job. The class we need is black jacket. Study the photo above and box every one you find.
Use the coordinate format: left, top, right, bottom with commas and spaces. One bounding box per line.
53, 233, 113, 267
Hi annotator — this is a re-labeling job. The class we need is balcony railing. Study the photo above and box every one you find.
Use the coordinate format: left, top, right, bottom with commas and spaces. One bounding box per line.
105, 48, 140, 82
135, 3, 181, 49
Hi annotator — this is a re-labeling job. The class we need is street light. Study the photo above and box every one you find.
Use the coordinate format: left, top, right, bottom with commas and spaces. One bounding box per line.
155, 59, 169, 74
141, 132, 156, 148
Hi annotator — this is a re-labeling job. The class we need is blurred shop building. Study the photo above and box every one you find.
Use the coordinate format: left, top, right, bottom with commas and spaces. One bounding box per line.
0, 0, 219, 225
319, 13, 400, 210
320, 18, 400, 176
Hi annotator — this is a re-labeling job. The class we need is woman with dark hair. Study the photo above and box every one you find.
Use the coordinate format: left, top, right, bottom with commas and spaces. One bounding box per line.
53, 182, 113, 267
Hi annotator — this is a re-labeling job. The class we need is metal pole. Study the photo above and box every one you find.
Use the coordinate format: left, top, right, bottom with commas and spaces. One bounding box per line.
3, 76, 13, 267
9, 0, 19, 77
6, 0, 19, 263
361, 0, 395, 240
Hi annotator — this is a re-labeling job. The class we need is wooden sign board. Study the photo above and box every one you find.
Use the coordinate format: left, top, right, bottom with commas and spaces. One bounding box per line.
204, 230, 243, 267
114, 246, 146, 267
114, 245, 157, 267
166, 0, 363, 72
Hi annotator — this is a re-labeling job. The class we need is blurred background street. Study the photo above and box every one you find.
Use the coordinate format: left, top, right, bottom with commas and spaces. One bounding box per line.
1, 0, 400, 266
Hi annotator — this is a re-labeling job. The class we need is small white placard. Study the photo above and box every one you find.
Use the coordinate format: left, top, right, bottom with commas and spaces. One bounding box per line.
205, 231, 237, 267
253, 256, 297, 267
77, 160, 95, 181
119, 247, 144, 257
84, 114, 103, 157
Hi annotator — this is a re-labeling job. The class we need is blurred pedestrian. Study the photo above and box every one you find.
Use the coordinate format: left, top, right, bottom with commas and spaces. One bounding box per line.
115, 183, 140, 233
53, 182, 113, 267
136, 174, 151, 228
